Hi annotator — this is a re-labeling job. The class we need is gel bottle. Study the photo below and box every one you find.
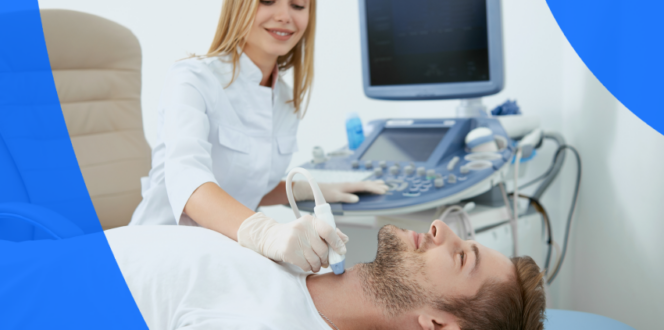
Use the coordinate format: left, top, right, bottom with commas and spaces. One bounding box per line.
346, 112, 365, 150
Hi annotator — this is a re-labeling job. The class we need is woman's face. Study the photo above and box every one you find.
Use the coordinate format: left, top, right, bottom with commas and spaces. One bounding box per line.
245, 0, 310, 61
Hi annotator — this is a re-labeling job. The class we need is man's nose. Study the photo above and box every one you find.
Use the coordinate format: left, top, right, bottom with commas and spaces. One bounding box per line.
429, 220, 449, 246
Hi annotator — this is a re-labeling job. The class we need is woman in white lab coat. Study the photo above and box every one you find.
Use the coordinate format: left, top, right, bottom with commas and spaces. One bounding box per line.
130, 0, 387, 272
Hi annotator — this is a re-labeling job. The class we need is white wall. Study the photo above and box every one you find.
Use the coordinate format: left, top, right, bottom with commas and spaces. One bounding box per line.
38, 0, 664, 328
39, 0, 224, 145
554, 38, 664, 329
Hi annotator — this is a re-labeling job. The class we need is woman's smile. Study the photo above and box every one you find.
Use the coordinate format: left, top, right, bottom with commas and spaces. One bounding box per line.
265, 28, 295, 41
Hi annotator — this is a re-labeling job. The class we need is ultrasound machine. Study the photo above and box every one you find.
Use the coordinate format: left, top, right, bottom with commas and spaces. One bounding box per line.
296, 0, 527, 217
289, 2, 596, 325
284, 1, 587, 309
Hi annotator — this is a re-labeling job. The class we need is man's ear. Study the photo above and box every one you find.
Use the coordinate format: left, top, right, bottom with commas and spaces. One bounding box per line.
417, 311, 461, 330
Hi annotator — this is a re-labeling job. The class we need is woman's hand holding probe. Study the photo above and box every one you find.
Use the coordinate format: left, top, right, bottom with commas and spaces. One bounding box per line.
237, 212, 349, 272
292, 181, 390, 204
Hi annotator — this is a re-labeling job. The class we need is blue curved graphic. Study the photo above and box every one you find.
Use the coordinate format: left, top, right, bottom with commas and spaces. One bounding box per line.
0, 1, 147, 328
547, 0, 664, 135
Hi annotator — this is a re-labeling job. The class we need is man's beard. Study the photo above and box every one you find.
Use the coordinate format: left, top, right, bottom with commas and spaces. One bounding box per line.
358, 225, 431, 317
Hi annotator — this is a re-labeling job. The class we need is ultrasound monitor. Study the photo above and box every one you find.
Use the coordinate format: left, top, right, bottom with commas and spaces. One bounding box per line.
360, 127, 449, 162
359, 0, 505, 101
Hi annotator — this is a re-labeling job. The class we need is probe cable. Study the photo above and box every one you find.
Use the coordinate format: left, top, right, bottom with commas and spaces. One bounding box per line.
285, 167, 346, 275
437, 205, 476, 241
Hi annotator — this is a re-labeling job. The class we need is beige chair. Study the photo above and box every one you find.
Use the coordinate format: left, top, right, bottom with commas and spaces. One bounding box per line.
41, 9, 151, 230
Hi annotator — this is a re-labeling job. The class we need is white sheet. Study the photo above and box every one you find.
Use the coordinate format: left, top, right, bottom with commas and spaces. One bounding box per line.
105, 226, 332, 330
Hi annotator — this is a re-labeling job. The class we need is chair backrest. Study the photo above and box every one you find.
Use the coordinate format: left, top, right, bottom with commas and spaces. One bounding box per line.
41, 9, 151, 230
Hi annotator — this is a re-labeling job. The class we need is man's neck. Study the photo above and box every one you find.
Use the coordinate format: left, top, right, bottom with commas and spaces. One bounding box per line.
306, 268, 389, 330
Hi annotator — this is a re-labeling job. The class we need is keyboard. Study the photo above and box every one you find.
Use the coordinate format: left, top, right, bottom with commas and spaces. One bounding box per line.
297, 169, 373, 183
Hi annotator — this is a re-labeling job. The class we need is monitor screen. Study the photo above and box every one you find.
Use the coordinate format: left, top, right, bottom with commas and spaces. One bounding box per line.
360, 127, 449, 162
365, 0, 490, 86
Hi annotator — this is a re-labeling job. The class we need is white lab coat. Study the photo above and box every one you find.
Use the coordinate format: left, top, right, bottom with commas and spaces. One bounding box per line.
130, 53, 300, 226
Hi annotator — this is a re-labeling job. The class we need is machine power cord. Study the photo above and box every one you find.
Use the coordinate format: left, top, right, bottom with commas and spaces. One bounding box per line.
512, 149, 522, 256
516, 135, 563, 191
504, 144, 581, 285
510, 195, 555, 278
545, 145, 581, 285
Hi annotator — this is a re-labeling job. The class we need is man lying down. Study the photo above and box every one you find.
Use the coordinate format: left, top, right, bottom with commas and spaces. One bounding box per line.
106, 219, 546, 330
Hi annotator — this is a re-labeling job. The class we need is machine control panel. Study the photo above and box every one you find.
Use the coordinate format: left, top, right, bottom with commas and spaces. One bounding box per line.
297, 118, 514, 215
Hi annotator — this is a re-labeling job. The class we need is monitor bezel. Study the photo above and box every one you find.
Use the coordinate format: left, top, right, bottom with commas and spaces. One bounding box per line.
358, 0, 505, 101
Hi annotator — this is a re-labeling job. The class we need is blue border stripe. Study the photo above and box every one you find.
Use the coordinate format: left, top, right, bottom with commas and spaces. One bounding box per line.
0, 2, 148, 328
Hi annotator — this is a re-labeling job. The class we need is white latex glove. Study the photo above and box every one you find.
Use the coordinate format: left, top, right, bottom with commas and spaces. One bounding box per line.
292, 180, 390, 203
237, 212, 348, 272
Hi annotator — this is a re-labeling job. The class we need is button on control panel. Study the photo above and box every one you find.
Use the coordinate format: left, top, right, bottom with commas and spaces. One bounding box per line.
404, 165, 415, 176
447, 156, 460, 171
345, 155, 490, 199
386, 179, 409, 192
295, 118, 513, 215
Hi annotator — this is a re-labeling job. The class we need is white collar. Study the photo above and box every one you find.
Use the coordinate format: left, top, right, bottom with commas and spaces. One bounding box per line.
238, 52, 279, 89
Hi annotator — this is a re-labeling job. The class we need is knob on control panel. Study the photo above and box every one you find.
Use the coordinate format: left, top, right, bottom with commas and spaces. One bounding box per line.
434, 177, 445, 188
417, 167, 426, 176
379, 160, 387, 169
389, 166, 399, 175
312, 146, 326, 164
404, 165, 415, 175
374, 168, 383, 177
351, 160, 359, 169
426, 169, 436, 178
365, 161, 373, 169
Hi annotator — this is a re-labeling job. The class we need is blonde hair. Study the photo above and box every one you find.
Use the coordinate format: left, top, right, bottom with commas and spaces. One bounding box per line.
205, 0, 316, 116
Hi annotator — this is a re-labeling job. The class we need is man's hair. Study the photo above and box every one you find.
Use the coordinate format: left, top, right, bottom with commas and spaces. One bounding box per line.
434, 256, 546, 330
